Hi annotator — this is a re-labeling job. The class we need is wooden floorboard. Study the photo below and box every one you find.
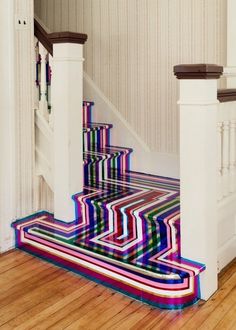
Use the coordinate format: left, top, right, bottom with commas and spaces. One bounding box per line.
0, 250, 235, 330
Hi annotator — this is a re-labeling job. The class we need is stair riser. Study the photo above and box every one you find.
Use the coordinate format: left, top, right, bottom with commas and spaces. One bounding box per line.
84, 152, 131, 185
83, 127, 110, 152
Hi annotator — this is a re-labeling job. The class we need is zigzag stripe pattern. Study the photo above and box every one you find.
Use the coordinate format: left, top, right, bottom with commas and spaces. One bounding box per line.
12, 101, 205, 309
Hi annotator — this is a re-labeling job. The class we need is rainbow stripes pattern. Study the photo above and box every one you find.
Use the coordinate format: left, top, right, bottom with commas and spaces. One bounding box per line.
12, 102, 205, 309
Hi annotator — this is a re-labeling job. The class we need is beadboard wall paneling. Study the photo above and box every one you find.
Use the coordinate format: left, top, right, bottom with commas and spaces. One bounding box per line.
0, 0, 16, 252
34, 0, 227, 153
0, 0, 37, 252
15, 0, 36, 218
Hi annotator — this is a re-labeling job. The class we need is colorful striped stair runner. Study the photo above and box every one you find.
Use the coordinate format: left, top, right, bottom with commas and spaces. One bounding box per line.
12, 101, 205, 309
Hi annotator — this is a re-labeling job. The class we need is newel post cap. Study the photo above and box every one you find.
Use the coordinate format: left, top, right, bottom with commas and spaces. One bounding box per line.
174, 64, 223, 79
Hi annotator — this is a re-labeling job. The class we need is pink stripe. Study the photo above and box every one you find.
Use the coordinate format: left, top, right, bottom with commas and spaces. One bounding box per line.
24, 231, 190, 291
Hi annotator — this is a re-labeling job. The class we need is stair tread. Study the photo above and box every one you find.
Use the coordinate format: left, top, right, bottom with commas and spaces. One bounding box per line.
84, 145, 132, 157
83, 122, 113, 132
14, 209, 203, 278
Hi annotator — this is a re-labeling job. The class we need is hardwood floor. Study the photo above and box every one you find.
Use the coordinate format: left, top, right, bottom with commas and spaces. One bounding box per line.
0, 250, 235, 329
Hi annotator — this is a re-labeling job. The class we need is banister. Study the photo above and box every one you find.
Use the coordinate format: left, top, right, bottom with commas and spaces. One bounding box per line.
174, 65, 236, 102
34, 19, 88, 56
49, 31, 88, 45
34, 19, 53, 55
217, 89, 236, 102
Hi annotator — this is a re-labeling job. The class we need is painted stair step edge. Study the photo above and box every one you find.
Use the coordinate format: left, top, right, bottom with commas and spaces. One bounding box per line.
13, 214, 202, 309
12, 209, 205, 277
83, 125, 112, 151
83, 123, 113, 131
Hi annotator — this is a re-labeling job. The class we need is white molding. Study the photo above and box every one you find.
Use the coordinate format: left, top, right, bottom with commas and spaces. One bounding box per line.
35, 111, 53, 191
218, 192, 236, 218
35, 110, 53, 141
35, 147, 52, 170
0, 0, 16, 253
218, 236, 236, 272
14, 0, 36, 218
35, 147, 53, 191
0, 0, 36, 253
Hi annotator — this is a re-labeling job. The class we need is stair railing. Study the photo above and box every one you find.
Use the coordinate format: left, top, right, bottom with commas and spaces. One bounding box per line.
217, 88, 236, 200
34, 19, 87, 222
174, 64, 236, 302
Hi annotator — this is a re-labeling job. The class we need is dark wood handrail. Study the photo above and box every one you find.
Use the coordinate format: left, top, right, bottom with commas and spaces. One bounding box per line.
34, 19, 87, 56
218, 89, 236, 103
34, 19, 53, 55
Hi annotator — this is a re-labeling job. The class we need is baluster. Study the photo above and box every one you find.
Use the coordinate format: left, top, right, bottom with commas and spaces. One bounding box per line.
217, 122, 223, 200
222, 121, 230, 197
34, 37, 39, 109
229, 119, 236, 193
38, 42, 49, 120
48, 54, 53, 128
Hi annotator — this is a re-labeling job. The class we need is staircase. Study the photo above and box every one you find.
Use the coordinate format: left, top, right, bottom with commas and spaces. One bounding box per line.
13, 101, 205, 310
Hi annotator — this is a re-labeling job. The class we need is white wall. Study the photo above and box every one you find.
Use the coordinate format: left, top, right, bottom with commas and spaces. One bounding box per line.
35, 0, 227, 155
15, 0, 36, 219
0, 0, 16, 252
0, 0, 36, 252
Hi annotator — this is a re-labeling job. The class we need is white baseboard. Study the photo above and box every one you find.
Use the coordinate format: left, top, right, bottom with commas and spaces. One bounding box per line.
217, 236, 236, 272
218, 195, 236, 259
218, 192, 236, 219
83, 73, 179, 178
0, 227, 15, 253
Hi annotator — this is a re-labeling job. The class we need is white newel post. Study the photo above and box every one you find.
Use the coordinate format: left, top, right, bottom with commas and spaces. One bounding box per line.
52, 43, 84, 222
174, 64, 223, 300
